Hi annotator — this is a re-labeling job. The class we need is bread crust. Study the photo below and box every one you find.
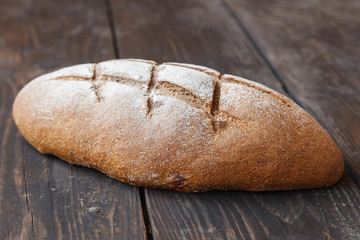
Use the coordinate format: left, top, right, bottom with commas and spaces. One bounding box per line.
12, 59, 343, 192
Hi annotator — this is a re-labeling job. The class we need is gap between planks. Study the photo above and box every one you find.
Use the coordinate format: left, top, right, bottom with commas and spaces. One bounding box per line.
104, 0, 120, 59
103, 0, 154, 238
103, 2, 360, 240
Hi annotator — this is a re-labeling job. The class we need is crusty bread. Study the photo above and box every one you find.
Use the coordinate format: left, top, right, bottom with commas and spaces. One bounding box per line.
12, 59, 343, 192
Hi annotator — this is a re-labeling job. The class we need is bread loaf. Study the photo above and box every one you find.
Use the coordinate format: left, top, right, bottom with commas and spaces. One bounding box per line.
13, 59, 343, 192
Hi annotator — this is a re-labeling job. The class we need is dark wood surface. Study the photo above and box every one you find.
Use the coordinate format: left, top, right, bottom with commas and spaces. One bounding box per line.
1, 0, 359, 239
110, 0, 360, 239
224, 0, 360, 186
0, 0, 145, 239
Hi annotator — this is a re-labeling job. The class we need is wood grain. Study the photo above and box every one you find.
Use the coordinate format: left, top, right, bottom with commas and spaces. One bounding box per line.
109, 0, 360, 239
2, 0, 360, 239
224, 0, 360, 186
0, 0, 145, 239
109, 0, 285, 93
146, 174, 360, 240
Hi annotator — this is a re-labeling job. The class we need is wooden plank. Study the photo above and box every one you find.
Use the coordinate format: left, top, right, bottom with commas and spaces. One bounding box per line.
109, 0, 360, 239
223, 0, 360, 186
109, 0, 285, 92
146, 174, 360, 240
0, 0, 146, 239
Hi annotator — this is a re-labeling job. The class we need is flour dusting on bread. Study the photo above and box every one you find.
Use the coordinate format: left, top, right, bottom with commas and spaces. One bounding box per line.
157, 64, 215, 100
12, 59, 344, 192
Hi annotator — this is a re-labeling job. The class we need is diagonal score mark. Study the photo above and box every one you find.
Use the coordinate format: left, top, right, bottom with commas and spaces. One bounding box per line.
221, 76, 294, 109
154, 80, 245, 132
51, 76, 93, 81
102, 74, 148, 89
45, 61, 255, 133
145, 64, 158, 117
211, 78, 222, 132
91, 63, 102, 102
155, 81, 212, 116
51, 74, 148, 88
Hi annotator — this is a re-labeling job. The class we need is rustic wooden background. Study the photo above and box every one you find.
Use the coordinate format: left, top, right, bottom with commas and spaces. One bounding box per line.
1, 0, 360, 239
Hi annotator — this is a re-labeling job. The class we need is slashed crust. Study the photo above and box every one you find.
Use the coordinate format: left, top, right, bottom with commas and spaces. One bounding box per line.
12, 59, 343, 192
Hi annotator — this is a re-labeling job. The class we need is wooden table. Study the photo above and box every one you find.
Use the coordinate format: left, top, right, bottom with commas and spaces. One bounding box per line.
1, 0, 360, 239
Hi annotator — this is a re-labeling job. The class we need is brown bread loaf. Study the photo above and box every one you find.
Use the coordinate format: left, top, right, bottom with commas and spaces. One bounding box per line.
12, 59, 343, 192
